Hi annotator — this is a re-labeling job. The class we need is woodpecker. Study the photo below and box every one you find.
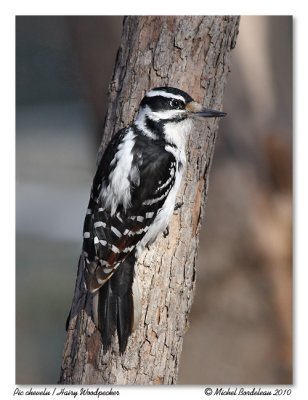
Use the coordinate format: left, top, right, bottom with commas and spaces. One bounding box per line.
80, 87, 226, 353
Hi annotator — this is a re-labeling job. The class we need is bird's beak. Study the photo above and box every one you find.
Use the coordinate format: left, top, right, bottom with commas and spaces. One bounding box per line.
186, 101, 227, 118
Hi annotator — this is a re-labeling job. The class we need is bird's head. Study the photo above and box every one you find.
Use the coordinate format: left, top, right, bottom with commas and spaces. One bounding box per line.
134, 86, 226, 145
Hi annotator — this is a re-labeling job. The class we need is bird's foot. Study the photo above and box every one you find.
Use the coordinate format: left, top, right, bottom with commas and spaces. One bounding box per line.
163, 226, 169, 238
174, 202, 184, 213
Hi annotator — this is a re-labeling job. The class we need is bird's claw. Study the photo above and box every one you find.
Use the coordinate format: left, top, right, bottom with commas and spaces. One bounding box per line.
174, 202, 184, 212
163, 226, 169, 238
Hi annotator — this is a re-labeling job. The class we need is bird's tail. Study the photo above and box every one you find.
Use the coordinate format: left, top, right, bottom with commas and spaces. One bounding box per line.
93, 253, 137, 354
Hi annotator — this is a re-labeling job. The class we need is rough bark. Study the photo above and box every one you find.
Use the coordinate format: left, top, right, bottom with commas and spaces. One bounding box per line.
60, 15, 240, 385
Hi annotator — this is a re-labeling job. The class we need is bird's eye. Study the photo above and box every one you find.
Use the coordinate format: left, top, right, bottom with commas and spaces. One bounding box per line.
170, 99, 184, 109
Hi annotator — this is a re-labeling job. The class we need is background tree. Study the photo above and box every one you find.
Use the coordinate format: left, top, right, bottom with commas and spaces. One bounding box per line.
59, 15, 240, 385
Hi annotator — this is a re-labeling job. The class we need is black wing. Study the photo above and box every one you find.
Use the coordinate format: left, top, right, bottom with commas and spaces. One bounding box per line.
83, 129, 176, 291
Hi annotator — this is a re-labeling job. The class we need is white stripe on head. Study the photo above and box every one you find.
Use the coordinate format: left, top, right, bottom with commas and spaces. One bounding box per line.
151, 109, 186, 120
135, 104, 186, 129
145, 90, 185, 102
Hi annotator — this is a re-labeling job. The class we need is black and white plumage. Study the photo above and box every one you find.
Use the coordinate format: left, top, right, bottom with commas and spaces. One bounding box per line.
79, 87, 226, 353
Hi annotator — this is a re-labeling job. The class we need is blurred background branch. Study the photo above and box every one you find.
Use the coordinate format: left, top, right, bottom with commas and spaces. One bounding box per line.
16, 16, 292, 384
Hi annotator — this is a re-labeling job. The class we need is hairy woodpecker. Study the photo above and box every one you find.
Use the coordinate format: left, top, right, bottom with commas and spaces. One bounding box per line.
78, 87, 226, 353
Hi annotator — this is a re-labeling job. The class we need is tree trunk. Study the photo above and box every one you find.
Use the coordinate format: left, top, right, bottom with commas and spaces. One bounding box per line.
60, 15, 240, 385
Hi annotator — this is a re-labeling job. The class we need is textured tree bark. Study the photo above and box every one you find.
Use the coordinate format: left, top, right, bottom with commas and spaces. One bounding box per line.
60, 15, 240, 385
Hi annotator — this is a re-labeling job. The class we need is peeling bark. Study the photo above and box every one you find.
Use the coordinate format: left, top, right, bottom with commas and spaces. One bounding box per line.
60, 15, 240, 385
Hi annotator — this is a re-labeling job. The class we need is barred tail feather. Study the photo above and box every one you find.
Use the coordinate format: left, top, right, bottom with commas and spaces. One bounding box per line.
95, 253, 136, 354
116, 288, 134, 353
98, 280, 117, 350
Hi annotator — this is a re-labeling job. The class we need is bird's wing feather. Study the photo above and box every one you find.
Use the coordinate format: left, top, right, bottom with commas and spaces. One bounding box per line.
83, 130, 177, 291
